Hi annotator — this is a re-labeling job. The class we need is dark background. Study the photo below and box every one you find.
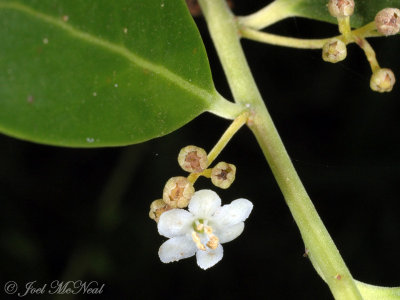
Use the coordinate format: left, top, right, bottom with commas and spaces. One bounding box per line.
1, 1, 400, 299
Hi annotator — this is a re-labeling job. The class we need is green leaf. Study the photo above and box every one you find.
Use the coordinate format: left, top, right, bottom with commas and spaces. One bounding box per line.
0, 0, 221, 147
287, 0, 400, 28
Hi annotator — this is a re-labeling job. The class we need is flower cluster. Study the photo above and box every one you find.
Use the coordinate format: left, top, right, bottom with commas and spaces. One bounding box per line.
324, 1, 399, 92
149, 145, 238, 223
150, 143, 253, 269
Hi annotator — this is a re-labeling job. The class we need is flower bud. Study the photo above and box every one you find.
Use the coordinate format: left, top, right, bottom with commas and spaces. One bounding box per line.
328, 0, 355, 18
178, 145, 208, 173
370, 68, 396, 92
375, 8, 400, 36
211, 162, 236, 189
163, 176, 195, 208
149, 199, 170, 223
322, 38, 347, 63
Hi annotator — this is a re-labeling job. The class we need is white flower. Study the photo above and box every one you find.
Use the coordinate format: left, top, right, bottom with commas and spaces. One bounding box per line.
157, 189, 253, 270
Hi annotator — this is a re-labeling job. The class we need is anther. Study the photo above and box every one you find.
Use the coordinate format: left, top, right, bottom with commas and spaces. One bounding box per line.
196, 222, 204, 232
206, 236, 219, 250
204, 225, 212, 235
192, 231, 206, 251
204, 226, 219, 250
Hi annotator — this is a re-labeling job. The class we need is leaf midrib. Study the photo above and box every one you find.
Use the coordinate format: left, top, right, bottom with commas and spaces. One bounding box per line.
0, 1, 215, 104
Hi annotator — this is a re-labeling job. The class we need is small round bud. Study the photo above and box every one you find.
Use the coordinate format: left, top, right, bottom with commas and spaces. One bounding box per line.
178, 145, 208, 173
370, 68, 396, 92
375, 8, 400, 36
163, 176, 194, 208
322, 38, 347, 63
211, 162, 236, 189
328, 0, 355, 18
149, 199, 170, 223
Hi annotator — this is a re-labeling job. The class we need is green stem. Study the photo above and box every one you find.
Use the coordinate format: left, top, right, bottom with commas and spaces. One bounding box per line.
209, 92, 245, 120
337, 16, 352, 42
198, 0, 362, 299
238, 21, 382, 50
238, 0, 299, 30
354, 37, 380, 73
239, 27, 332, 49
188, 111, 249, 185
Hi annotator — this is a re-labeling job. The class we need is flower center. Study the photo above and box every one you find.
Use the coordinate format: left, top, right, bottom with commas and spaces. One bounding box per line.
191, 220, 219, 250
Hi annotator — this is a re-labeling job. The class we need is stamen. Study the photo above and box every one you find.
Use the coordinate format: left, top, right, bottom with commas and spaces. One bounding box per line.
196, 223, 204, 232
204, 226, 220, 250
206, 236, 219, 250
191, 231, 206, 251
204, 225, 213, 235
194, 220, 205, 232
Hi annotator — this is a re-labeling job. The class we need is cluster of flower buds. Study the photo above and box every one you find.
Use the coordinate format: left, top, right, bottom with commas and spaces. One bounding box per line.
149, 145, 237, 222
149, 176, 195, 223
325, 1, 398, 92
177, 145, 237, 189
323, 0, 355, 63
370, 8, 399, 92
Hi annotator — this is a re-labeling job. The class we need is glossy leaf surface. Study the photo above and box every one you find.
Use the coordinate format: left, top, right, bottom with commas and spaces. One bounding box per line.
0, 0, 218, 147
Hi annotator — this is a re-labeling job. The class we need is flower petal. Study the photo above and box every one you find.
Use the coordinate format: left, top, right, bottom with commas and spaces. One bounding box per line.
196, 244, 224, 270
158, 209, 194, 238
212, 198, 253, 227
188, 189, 221, 218
158, 236, 197, 263
217, 222, 244, 244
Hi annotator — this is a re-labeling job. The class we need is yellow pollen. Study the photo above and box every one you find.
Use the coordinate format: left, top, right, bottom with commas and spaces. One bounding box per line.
191, 231, 206, 251
204, 226, 220, 250
204, 226, 213, 235
206, 235, 219, 250
196, 223, 204, 232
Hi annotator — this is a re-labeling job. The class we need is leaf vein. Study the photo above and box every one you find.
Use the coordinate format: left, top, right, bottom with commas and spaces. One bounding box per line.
0, 1, 214, 104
